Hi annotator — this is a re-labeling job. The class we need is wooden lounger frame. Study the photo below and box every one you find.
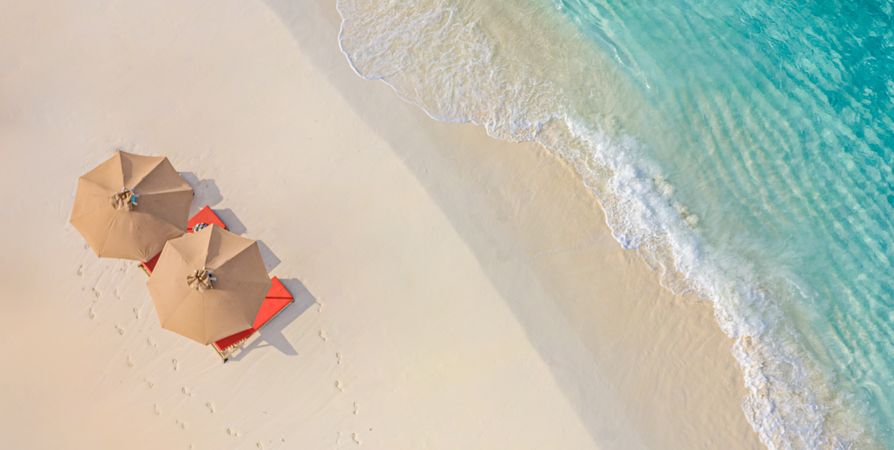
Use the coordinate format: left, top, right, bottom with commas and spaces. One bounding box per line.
211, 296, 295, 362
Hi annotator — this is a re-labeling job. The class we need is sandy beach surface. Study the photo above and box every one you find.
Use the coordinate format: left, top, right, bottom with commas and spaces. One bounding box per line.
0, 1, 761, 449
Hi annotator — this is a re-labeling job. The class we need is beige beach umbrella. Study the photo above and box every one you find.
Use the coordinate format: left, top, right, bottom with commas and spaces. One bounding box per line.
147, 225, 271, 344
69, 150, 194, 261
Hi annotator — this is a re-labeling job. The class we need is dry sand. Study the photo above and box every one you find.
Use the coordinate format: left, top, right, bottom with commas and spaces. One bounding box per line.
0, 1, 761, 449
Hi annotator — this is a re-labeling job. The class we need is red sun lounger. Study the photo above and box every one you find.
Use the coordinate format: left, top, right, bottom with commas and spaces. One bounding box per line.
140, 205, 227, 274
212, 276, 295, 362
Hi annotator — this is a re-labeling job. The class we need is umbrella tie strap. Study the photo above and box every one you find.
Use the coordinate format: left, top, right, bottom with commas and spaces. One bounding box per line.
187, 268, 216, 291
110, 188, 138, 211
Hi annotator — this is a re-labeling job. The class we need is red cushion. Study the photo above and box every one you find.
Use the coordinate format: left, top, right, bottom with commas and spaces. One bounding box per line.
213, 329, 255, 351
213, 276, 294, 351
253, 297, 292, 329
266, 276, 293, 299
188, 205, 227, 232
141, 253, 161, 273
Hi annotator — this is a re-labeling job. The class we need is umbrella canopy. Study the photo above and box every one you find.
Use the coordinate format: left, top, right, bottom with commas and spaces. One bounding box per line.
147, 225, 271, 344
69, 150, 194, 261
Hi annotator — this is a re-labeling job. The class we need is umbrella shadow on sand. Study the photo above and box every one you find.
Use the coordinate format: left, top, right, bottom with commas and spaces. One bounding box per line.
180, 172, 223, 211
226, 278, 317, 362
256, 241, 282, 272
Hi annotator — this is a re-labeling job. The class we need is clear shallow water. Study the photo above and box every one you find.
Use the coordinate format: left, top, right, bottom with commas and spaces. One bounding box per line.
337, 0, 894, 448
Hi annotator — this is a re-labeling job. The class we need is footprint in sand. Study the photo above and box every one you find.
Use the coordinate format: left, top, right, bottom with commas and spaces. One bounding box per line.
225, 427, 241, 438
88, 308, 96, 320
335, 380, 345, 392
91, 287, 101, 299
175, 419, 188, 430
126, 355, 135, 368
172, 359, 179, 371
144, 378, 155, 389
132, 307, 140, 320
114, 324, 126, 336
336, 352, 342, 366
205, 402, 216, 414
147, 338, 158, 349
316, 303, 324, 313
318, 330, 328, 342
76, 265, 84, 276
153, 403, 162, 416
256, 442, 264, 449
352, 432, 362, 445
181, 386, 193, 397
353, 401, 359, 415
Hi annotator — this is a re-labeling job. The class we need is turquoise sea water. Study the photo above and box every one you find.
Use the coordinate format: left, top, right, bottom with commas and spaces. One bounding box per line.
337, 1, 894, 448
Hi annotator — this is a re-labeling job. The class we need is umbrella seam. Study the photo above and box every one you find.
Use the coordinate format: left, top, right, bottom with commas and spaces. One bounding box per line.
150, 239, 197, 325
114, 150, 125, 189
135, 190, 194, 231
128, 156, 166, 190
96, 211, 121, 257
157, 289, 194, 335
163, 232, 196, 267
68, 177, 116, 223
135, 185, 193, 196
208, 239, 258, 272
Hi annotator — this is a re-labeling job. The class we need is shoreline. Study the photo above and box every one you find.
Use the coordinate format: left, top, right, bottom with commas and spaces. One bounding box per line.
1, 1, 761, 448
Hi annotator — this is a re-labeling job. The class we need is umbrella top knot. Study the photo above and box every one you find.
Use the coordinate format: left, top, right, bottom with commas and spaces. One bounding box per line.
110, 188, 138, 211
187, 268, 216, 291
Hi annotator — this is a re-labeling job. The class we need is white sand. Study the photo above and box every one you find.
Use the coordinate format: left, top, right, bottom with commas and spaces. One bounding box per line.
0, 1, 761, 449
